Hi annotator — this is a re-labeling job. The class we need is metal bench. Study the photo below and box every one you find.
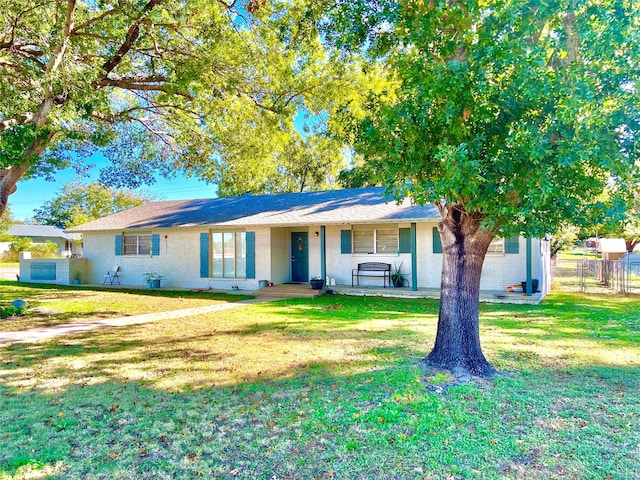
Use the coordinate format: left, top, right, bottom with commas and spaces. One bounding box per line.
352, 262, 391, 288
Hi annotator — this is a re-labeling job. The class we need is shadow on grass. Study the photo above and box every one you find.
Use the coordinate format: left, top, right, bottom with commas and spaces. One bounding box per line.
1, 358, 639, 480
479, 292, 640, 346
0, 315, 429, 393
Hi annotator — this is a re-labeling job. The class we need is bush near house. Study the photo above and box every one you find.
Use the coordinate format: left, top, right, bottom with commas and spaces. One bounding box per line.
1, 238, 58, 262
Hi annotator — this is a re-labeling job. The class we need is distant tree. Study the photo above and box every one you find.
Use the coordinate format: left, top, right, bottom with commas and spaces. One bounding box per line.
550, 225, 580, 258
327, 0, 639, 376
2, 237, 58, 262
33, 181, 154, 228
582, 186, 640, 252
0, 207, 15, 240
337, 163, 382, 189
216, 135, 343, 196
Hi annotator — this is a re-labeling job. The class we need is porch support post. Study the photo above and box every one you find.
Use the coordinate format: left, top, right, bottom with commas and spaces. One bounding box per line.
526, 237, 532, 296
320, 226, 326, 283
411, 222, 418, 291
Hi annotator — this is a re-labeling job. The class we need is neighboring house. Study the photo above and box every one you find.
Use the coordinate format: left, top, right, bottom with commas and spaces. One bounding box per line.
65, 187, 549, 296
597, 238, 627, 261
1, 225, 82, 257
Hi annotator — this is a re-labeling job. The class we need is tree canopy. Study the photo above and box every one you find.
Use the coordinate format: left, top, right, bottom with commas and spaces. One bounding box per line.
33, 180, 154, 228
0, 0, 348, 216
328, 0, 638, 237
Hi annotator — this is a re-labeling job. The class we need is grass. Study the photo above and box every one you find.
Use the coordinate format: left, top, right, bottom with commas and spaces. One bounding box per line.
0, 281, 252, 332
0, 285, 639, 479
557, 251, 601, 261
553, 253, 640, 295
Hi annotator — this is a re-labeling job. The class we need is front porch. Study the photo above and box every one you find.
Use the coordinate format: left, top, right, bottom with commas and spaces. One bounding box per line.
252, 283, 543, 304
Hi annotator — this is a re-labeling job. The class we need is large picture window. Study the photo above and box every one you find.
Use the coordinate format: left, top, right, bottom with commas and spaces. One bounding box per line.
212, 232, 246, 278
352, 226, 399, 254
123, 234, 151, 255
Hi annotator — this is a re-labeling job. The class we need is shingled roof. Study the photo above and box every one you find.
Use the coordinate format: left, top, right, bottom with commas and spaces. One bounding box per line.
9, 224, 77, 240
67, 187, 440, 232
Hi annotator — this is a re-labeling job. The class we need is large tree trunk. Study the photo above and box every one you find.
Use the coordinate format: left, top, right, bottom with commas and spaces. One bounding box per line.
424, 204, 496, 378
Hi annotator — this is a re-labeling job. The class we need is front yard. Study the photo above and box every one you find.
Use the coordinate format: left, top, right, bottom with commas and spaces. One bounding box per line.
0, 281, 251, 332
0, 284, 639, 479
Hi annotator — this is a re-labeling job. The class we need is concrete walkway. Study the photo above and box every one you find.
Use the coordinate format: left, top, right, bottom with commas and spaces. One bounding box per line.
0, 297, 269, 346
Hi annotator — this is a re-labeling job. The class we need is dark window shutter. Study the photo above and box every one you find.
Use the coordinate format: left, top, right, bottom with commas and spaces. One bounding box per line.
151, 234, 160, 256
245, 231, 256, 279
432, 227, 443, 254
505, 236, 520, 254
340, 230, 352, 254
115, 235, 122, 256
200, 233, 209, 278
399, 228, 411, 253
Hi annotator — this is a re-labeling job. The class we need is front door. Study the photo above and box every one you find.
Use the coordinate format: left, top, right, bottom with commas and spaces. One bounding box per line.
291, 232, 309, 283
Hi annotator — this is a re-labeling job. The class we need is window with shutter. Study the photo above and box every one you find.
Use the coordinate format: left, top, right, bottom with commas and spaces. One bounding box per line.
340, 230, 352, 254
432, 227, 443, 253
399, 228, 411, 253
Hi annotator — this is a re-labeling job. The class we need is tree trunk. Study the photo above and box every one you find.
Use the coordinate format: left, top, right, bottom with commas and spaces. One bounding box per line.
0, 130, 55, 218
424, 204, 496, 378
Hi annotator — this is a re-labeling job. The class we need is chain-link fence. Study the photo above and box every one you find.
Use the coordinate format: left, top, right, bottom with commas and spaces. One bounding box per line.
554, 258, 640, 294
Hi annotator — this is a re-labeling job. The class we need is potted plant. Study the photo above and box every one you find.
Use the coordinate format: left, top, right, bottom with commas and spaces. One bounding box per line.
391, 262, 405, 288
73, 271, 82, 285
144, 272, 163, 289
309, 276, 325, 290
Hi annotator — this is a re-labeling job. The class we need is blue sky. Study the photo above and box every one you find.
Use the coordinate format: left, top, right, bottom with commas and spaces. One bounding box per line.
10, 163, 216, 222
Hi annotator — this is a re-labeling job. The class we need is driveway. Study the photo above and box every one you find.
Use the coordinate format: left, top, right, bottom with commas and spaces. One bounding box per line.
0, 265, 19, 281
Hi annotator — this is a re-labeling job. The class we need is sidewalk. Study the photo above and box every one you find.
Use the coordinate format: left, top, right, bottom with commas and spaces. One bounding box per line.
0, 297, 268, 346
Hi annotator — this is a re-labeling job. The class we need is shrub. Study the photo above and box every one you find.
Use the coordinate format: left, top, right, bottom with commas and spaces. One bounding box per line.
1, 238, 59, 262
29, 241, 59, 258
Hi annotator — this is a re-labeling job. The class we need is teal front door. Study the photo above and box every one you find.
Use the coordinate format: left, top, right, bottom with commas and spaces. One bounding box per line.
291, 232, 309, 283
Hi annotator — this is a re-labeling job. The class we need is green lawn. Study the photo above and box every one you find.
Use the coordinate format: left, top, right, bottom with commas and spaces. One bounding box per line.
0, 286, 639, 479
556, 250, 601, 261
0, 281, 252, 332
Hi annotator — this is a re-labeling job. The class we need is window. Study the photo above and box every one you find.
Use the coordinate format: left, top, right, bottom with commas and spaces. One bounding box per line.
487, 237, 520, 255
353, 229, 374, 254
212, 231, 246, 278
352, 226, 399, 254
123, 234, 151, 255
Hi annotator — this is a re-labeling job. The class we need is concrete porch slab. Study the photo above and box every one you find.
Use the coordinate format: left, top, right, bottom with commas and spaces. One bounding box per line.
331, 285, 542, 305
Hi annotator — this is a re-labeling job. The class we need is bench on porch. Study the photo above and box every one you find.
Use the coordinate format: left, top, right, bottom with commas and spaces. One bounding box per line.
352, 262, 391, 288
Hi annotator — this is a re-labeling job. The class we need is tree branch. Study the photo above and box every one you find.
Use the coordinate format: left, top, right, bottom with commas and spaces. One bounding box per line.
46, 0, 75, 76
0, 130, 55, 217
71, 7, 121, 34
102, 0, 163, 76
